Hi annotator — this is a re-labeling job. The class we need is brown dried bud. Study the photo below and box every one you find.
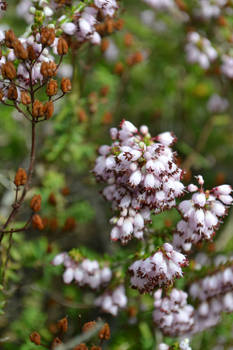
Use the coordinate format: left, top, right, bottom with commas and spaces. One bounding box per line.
46, 79, 58, 96
1, 62, 16, 80
61, 186, 70, 196
63, 217, 76, 232
100, 38, 109, 53
114, 19, 124, 31
82, 321, 96, 333
91, 347, 102, 350
27, 45, 37, 61
106, 19, 114, 34
5, 29, 16, 48
30, 194, 42, 212
78, 108, 88, 123
7, 85, 18, 100
21, 91, 31, 105
61, 77, 71, 93
51, 337, 63, 349
57, 317, 68, 333
73, 344, 88, 350
32, 214, 44, 230
32, 100, 44, 118
41, 27, 56, 46
13, 40, 28, 60
57, 37, 69, 55
127, 52, 143, 66
43, 101, 54, 120
98, 323, 110, 340
124, 33, 133, 47
29, 331, 41, 345
0, 88, 4, 101
14, 168, 27, 186
102, 111, 112, 125
114, 62, 124, 75
40, 61, 57, 78
48, 192, 57, 206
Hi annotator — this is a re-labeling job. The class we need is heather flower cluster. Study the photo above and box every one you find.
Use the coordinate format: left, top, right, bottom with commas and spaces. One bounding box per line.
153, 288, 194, 336
185, 32, 218, 69
142, 0, 175, 10
95, 285, 127, 315
94, 120, 184, 244
173, 177, 232, 252
52, 252, 112, 289
196, 0, 227, 19
129, 243, 188, 293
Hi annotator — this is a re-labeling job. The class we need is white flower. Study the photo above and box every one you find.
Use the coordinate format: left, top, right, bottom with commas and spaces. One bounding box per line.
61, 22, 76, 35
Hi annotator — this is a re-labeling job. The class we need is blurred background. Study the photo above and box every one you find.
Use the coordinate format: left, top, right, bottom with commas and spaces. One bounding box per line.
0, 1, 233, 349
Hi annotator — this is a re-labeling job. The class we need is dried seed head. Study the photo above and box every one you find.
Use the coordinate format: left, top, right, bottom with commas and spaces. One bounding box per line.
1, 62, 16, 80
46, 79, 58, 96
14, 168, 27, 186
32, 214, 44, 230
57, 317, 68, 333
13, 40, 28, 60
32, 100, 44, 118
101, 39, 109, 53
30, 194, 42, 212
57, 37, 69, 55
73, 344, 88, 350
114, 62, 124, 75
27, 45, 37, 61
29, 331, 41, 345
98, 323, 110, 340
48, 192, 57, 206
21, 91, 31, 105
43, 101, 54, 120
7, 85, 18, 100
82, 321, 96, 333
61, 77, 71, 93
63, 217, 76, 232
41, 27, 56, 46
51, 337, 63, 349
40, 61, 57, 78
5, 29, 16, 48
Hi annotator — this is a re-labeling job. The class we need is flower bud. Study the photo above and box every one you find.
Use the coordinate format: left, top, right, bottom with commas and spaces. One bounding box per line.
41, 26, 55, 46
32, 214, 44, 230
57, 37, 69, 55
101, 38, 109, 52
82, 321, 96, 333
40, 61, 57, 78
46, 79, 58, 96
61, 77, 71, 93
7, 85, 18, 100
99, 323, 110, 340
13, 40, 28, 60
30, 194, 42, 212
32, 100, 44, 118
91, 347, 102, 350
21, 91, 31, 105
5, 29, 16, 48
1, 62, 16, 80
29, 331, 41, 345
43, 101, 54, 119
14, 168, 27, 186
27, 45, 37, 61
57, 317, 68, 333
114, 62, 124, 75
124, 33, 133, 47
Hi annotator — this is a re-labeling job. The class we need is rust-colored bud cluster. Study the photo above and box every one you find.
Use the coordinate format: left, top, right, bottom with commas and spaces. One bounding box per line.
63, 217, 76, 232
47, 79, 58, 97
21, 91, 31, 105
82, 321, 96, 333
7, 85, 18, 100
32, 214, 44, 230
114, 62, 124, 75
43, 101, 54, 119
41, 61, 57, 78
29, 332, 41, 345
57, 317, 68, 333
57, 37, 69, 55
61, 77, 72, 93
32, 100, 44, 118
73, 344, 88, 350
126, 52, 144, 66
14, 168, 27, 187
1, 61, 16, 80
30, 194, 42, 212
41, 27, 56, 46
96, 18, 124, 36
98, 323, 110, 340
